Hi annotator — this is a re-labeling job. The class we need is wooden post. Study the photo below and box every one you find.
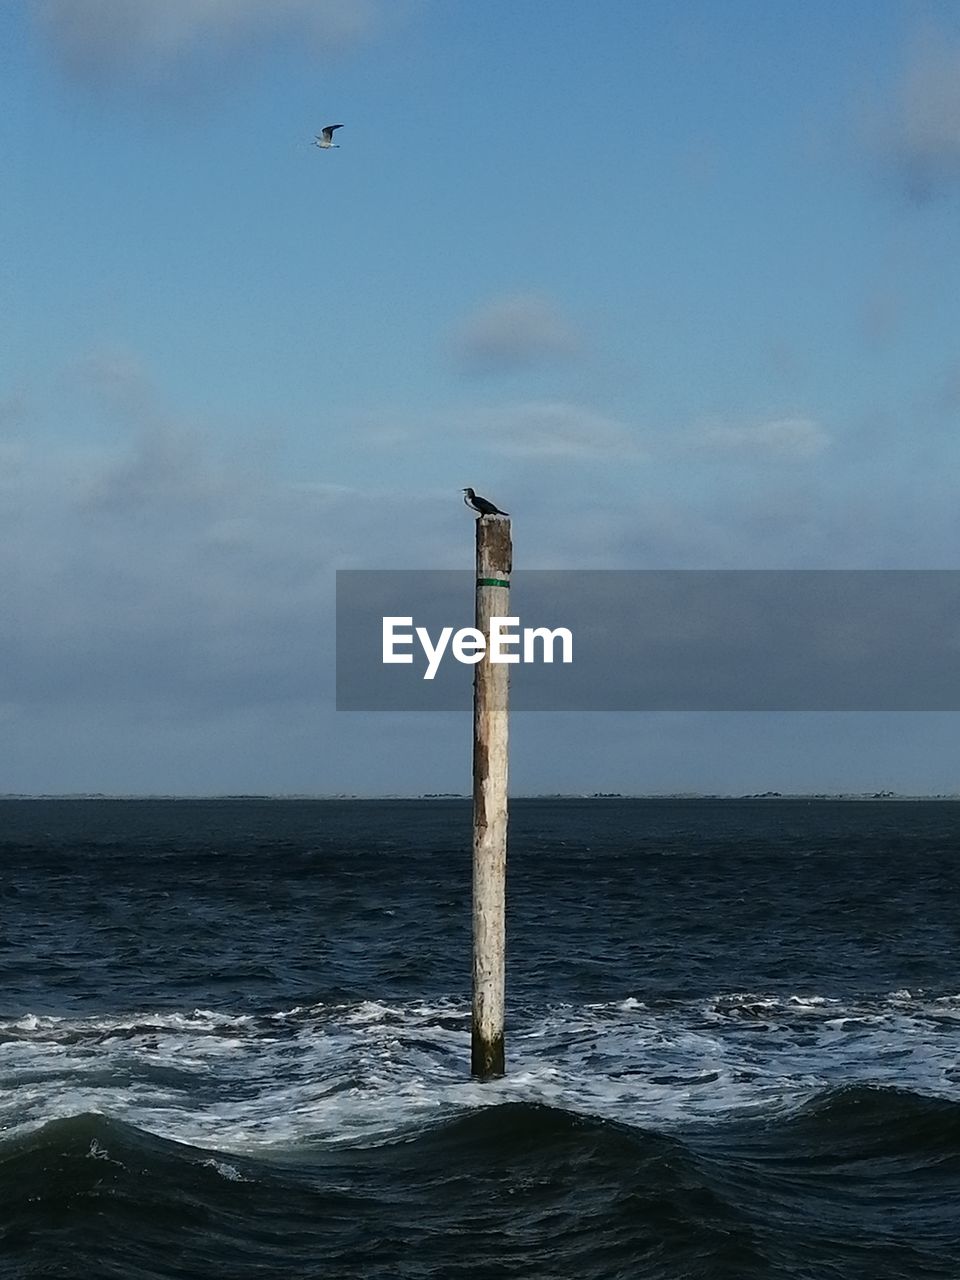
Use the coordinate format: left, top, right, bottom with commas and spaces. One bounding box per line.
472, 513, 511, 1079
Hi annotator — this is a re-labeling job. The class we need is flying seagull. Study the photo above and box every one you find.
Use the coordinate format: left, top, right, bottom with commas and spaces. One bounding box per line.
314, 124, 343, 149
463, 487, 508, 516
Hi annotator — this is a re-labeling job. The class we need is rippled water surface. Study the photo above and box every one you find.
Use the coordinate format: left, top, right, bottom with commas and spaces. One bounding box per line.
2, 797, 959, 1277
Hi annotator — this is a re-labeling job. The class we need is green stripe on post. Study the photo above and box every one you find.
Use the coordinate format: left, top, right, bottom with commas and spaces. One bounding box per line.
477, 578, 510, 588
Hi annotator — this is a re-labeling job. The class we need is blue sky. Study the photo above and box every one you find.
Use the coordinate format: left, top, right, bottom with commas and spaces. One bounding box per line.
3, 0, 960, 794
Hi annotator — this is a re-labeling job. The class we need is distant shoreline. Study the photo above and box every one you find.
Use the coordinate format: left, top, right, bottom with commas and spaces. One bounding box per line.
2, 792, 959, 803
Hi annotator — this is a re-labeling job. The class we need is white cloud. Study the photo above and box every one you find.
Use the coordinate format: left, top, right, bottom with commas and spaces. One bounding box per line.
473, 401, 642, 460
453, 294, 580, 375
35, 0, 406, 84
695, 417, 830, 461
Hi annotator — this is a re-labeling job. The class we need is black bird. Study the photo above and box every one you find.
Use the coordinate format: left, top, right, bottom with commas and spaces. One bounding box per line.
463, 487, 508, 516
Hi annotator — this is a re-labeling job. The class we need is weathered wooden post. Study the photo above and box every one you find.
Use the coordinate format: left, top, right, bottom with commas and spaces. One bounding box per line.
472, 513, 511, 1079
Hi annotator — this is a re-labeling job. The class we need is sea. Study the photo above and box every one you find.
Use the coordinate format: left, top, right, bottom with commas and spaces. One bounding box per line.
2, 797, 959, 1279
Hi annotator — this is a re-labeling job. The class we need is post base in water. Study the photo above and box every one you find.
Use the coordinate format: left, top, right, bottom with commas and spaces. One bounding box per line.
471, 1028, 505, 1080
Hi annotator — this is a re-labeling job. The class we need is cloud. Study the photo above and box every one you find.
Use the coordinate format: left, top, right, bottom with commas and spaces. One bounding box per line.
453, 294, 581, 375
1, 349, 952, 754
6, 347, 960, 794
0, 425, 433, 717
694, 417, 830, 461
874, 24, 960, 201
0, 353, 447, 718
34, 0, 403, 85
66, 345, 162, 426
472, 401, 642, 460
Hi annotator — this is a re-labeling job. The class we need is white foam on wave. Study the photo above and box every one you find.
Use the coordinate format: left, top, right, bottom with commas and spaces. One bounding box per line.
0, 1008, 253, 1040
2, 990, 958, 1154
86, 1137, 125, 1167
200, 1157, 249, 1182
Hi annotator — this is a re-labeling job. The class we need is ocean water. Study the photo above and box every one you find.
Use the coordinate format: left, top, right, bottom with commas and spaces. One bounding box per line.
2, 796, 959, 1278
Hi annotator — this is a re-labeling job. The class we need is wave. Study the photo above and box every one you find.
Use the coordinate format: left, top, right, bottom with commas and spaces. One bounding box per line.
3, 990, 959, 1157
775, 1083, 960, 1162
0, 1114, 274, 1280
6, 1085, 959, 1164
2, 1095, 959, 1280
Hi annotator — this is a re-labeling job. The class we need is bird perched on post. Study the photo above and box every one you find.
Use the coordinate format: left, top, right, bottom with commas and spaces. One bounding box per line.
314, 124, 343, 149
463, 487, 508, 516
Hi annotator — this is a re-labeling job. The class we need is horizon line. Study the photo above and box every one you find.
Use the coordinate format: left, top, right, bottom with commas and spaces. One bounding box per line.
1, 790, 958, 802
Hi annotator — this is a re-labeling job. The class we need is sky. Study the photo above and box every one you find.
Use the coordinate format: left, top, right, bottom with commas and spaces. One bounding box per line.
3, 0, 960, 795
